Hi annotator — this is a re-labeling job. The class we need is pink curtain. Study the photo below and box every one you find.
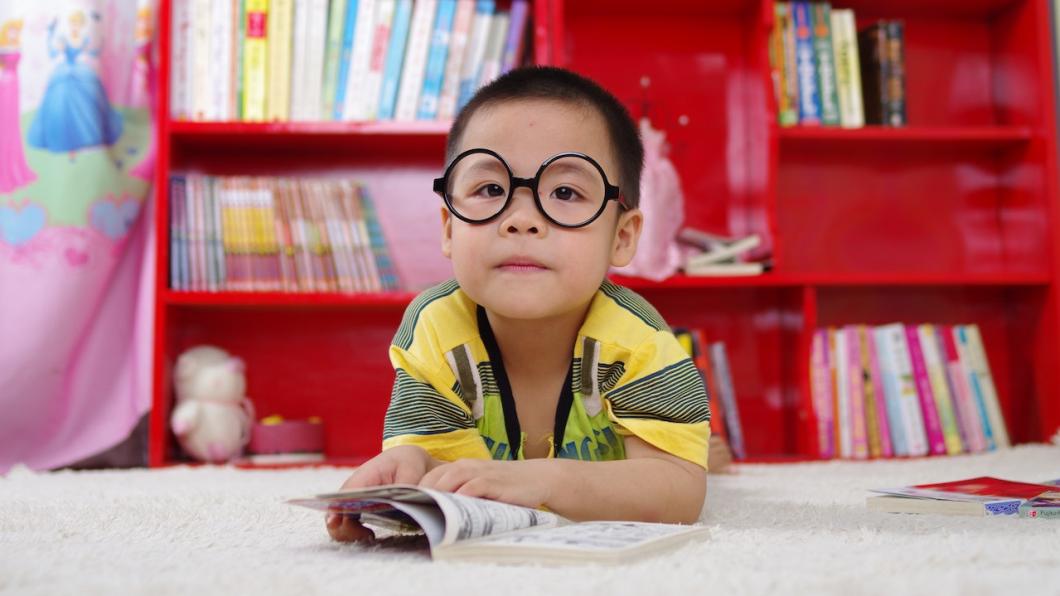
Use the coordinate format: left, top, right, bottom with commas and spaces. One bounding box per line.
0, 1, 156, 472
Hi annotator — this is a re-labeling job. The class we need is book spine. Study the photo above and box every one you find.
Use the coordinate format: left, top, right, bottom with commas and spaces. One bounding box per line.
856, 326, 882, 458
963, 325, 1010, 448
333, 0, 361, 120
261, 181, 282, 291
191, 0, 211, 120
377, 0, 414, 120
770, 3, 798, 127
955, 325, 996, 450
884, 20, 907, 126
791, 1, 820, 125
321, 0, 350, 121
872, 326, 906, 456
833, 328, 851, 458
476, 11, 509, 89
211, 177, 227, 290
242, 0, 270, 121
918, 324, 964, 455
864, 326, 893, 457
289, 0, 310, 120
417, 0, 457, 120
885, 323, 928, 456
437, 0, 475, 120
857, 23, 888, 126
395, 0, 439, 121
170, 0, 190, 120
170, 176, 185, 289
267, 0, 295, 121
457, 0, 495, 111
690, 329, 727, 443
827, 328, 840, 456
905, 325, 946, 455
811, 2, 840, 126
343, 0, 380, 121
831, 9, 863, 128
845, 326, 869, 459
210, 0, 234, 120
302, 0, 331, 121
235, 0, 246, 119
1019, 503, 1060, 519
359, 188, 397, 290
709, 342, 745, 459
810, 328, 835, 458
941, 325, 987, 452
781, 2, 800, 127
500, 0, 528, 74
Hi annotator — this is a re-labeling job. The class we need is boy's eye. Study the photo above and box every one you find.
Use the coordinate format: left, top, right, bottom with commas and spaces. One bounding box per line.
550, 186, 582, 202
472, 183, 507, 199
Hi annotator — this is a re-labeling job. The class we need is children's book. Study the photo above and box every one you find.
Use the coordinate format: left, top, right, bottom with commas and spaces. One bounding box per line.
867, 476, 1059, 517
288, 484, 711, 563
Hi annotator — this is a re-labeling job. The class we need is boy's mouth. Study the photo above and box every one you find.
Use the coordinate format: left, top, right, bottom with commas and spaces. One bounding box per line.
497, 257, 548, 272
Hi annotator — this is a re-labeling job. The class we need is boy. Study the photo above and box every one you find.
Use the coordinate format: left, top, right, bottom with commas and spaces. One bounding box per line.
328, 67, 710, 542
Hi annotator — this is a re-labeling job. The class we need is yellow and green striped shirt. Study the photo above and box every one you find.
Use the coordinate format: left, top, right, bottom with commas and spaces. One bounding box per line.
382, 279, 711, 469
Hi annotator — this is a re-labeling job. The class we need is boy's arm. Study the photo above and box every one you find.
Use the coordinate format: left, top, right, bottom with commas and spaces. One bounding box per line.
418, 436, 706, 524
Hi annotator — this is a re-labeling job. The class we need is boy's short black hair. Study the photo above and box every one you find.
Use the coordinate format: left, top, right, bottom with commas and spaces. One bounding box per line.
447, 66, 644, 209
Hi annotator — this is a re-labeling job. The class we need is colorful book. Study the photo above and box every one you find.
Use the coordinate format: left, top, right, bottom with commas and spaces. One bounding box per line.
845, 326, 869, 459
333, 0, 362, 121
209, 0, 234, 120
476, 10, 509, 89
289, 0, 311, 120
810, 328, 835, 458
342, 0, 379, 121
905, 325, 947, 455
438, 0, 476, 120
170, 0, 191, 120
456, 0, 495, 111
266, 0, 294, 121
417, 0, 459, 120
500, 0, 529, 74
790, 1, 820, 125
242, 0, 270, 121
321, 0, 350, 120
961, 325, 1009, 448
918, 324, 963, 455
869, 477, 1057, 517
862, 326, 893, 458
876, 324, 928, 456
954, 325, 997, 450
769, 2, 798, 127
858, 22, 889, 126
833, 328, 851, 458
377, 0, 414, 120
395, 0, 439, 121
709, 342, 744, 459
855, 326, 882, 458
810, 2, 840, 126
940, 325, 987, 452
883, 21, 907, 126
830, 8, 863, 128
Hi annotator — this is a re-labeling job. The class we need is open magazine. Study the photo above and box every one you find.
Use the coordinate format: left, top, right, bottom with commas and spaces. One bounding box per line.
288, 484, 710, 564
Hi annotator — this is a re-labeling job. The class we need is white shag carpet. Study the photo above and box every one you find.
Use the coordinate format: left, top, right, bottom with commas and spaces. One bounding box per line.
3, 445, 1060, 596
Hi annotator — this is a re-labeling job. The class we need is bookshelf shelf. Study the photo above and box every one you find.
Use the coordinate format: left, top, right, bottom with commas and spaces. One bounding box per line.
777, 125, 1035, 146
150, 0, 1060, 466
163, 290, 418, 309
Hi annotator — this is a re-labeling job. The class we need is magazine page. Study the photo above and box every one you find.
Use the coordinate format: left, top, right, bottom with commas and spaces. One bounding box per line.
422, 488, 565, 547
433, 522, 711, 564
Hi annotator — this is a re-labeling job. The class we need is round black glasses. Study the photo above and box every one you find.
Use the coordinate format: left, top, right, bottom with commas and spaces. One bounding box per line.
432, 148, 627, 229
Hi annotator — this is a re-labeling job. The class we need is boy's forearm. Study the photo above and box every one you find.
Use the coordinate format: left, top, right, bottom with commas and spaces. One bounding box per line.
535, 457, 706, 524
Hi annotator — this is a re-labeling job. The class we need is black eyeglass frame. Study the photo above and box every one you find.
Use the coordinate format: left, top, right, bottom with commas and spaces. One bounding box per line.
432, 148, 628, 229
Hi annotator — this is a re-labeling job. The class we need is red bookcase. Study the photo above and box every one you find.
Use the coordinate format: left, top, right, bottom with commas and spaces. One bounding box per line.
149, 0, 1060, 466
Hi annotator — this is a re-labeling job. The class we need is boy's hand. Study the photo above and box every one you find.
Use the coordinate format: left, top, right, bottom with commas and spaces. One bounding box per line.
325, 445, 435, 542
418, 459, 550, 510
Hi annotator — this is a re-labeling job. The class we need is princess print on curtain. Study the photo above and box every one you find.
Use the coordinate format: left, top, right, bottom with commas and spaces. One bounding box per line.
27, 9, 123, 160
0, 18, 36, 193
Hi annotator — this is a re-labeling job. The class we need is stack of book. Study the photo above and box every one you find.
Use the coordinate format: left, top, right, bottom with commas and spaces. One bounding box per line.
769, 1, 906, 128
868, 477, 1060, 519
810, 324, 1009, 460
677, 228, 770, 277
674, 329, 746, 460
168, 175, 400, 293
171, 0, 531, 123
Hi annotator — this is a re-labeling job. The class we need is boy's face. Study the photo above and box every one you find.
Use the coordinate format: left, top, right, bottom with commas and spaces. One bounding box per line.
441, 98, 642, 321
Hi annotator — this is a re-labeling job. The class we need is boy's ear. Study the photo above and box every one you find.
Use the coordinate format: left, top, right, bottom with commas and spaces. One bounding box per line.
440, 207, 453, 259
610, 207, 643, 268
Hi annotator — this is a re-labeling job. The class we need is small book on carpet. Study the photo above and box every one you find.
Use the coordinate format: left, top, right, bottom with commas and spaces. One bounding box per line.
288, 484, 710, 563
867, 476, 1060, 517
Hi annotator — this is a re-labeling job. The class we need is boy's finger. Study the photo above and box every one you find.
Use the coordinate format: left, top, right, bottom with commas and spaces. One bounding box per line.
329, 516, 375, 542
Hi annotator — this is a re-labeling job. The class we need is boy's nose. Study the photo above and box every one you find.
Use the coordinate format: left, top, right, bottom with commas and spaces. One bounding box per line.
499, 188, 545, 236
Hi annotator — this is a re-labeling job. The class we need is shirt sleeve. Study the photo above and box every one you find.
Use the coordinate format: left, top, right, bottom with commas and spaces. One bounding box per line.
382, 340, 491, 463
603, 331, 712, 469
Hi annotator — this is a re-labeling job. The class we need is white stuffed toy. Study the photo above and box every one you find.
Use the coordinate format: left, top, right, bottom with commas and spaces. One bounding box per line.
170, 346, 255, 463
